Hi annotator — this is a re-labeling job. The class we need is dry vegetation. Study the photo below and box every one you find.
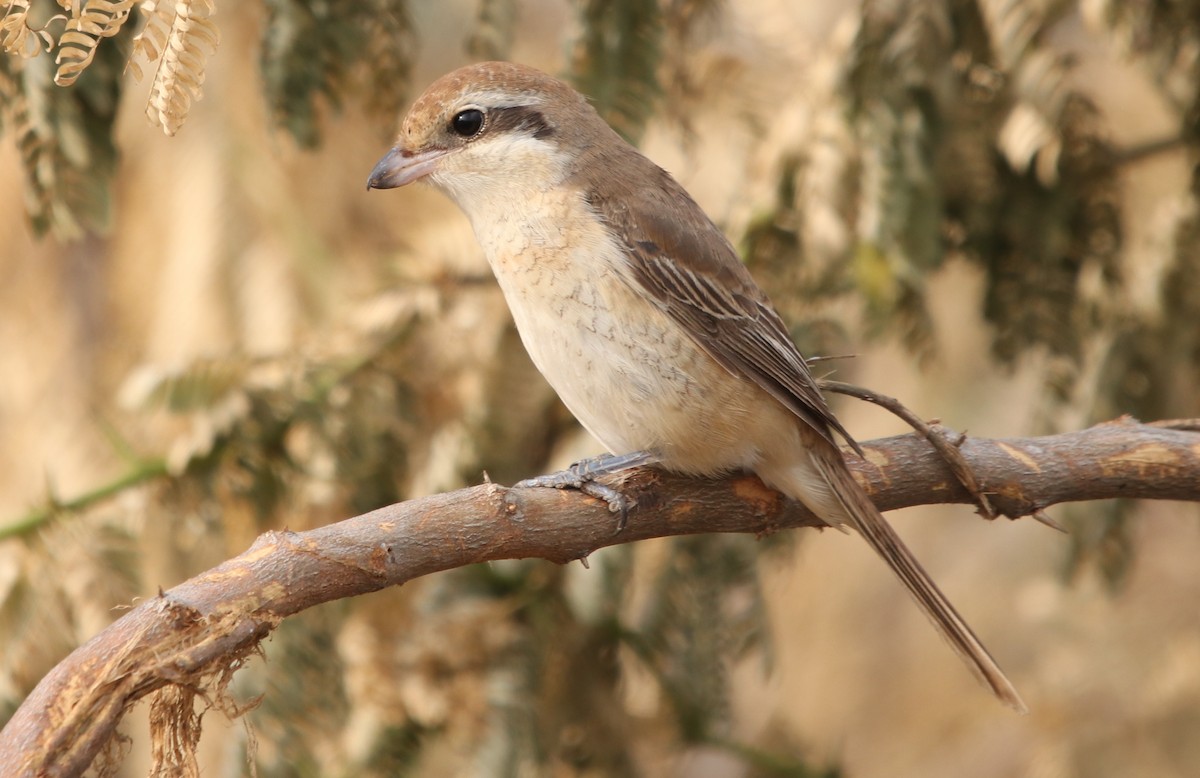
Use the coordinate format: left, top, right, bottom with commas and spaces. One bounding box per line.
1, 1, 1198, 776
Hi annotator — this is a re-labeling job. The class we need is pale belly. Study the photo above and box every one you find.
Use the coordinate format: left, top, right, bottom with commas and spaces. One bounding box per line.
493, 258, 795, 477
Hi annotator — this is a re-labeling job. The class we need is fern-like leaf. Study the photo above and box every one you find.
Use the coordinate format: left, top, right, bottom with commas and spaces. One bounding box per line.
358, 0, 414, 138
978, 0, 1075, 184
4, 38, 124, 237
1, 0, 63, 57
1085, 0, 1200, 123
466, 0, 516, 61
259, 0, 414, 147
53, 0, 136, 86
570, 0, 664, 143
132, 0, 219, 136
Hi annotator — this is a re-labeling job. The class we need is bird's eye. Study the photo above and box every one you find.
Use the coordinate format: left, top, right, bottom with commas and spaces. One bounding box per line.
450, 108, 485, 138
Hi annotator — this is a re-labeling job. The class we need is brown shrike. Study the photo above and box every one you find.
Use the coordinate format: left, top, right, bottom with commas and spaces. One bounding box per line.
368, 61, 1024, 711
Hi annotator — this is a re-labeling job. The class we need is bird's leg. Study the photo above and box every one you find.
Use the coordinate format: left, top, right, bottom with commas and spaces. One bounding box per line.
515, 450, 656, 532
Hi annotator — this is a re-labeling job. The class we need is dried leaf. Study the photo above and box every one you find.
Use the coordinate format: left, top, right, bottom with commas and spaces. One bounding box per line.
135, 0, 220, 136
52, 0, 136, 86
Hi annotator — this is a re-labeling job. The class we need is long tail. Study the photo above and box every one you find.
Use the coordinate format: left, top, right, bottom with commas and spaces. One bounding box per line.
803, 444, 1027, 713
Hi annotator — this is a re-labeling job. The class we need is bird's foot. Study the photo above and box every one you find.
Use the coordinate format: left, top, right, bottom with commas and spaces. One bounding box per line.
515, 451, 655, 533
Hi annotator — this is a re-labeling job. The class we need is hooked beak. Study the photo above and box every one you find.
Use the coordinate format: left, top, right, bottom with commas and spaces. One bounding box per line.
366, 146, 450, 190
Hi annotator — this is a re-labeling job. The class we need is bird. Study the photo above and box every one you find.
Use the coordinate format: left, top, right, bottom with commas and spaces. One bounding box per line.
367, 61, 1025, 712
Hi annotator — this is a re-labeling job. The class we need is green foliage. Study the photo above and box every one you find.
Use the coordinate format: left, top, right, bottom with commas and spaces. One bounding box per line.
974, 94, 1121, 370
119, 314, 424, 525
0, 24, 125, 237
1092, 0, 1200, 136
467, 0, 518, 61
627, 535, 765, 743
838, 0, 1123, 365
259, 0, 415, 148
1090, 167, 1200, 425
742, 0, 1192, 587
742, 154, 856, 358
0, 0, 222, 233
1064, 499, 1135, 591
0, 0, 413, 234
252, 606, 352, 777
570, 0, 665, 143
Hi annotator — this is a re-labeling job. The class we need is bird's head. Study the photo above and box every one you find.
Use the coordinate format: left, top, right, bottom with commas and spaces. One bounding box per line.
367, 61, 613, 207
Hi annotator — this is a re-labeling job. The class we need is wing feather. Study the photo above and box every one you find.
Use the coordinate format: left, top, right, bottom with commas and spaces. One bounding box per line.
583, 177, 861, 456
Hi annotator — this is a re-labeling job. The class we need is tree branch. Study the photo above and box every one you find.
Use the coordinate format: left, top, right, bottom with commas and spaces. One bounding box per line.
1, 417, 1197, 776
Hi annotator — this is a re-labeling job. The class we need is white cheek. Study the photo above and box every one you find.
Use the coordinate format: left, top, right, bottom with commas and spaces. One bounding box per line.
430, 133, 567, 209
428, 134, 576, 261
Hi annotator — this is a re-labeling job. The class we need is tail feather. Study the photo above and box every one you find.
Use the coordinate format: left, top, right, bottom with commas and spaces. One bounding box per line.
808, 446, 1027, 713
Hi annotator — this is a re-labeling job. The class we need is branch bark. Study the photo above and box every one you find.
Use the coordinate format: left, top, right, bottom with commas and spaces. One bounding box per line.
1, 417, 1197, 776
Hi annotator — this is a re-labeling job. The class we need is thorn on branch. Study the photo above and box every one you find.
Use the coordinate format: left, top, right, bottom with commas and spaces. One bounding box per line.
1032, 509, 1068, 534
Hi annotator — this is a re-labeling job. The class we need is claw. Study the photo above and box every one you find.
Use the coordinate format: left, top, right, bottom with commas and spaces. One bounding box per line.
514, 450, 653, 533
580, 480, 632, 533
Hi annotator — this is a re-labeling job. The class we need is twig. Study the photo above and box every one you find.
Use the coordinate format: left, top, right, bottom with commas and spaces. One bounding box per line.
0, 459, 169, 541
1, 418, 1198, 776
820, 380, 999, 519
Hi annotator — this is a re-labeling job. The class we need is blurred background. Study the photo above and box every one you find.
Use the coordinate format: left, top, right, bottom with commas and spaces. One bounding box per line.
1, 1, 1199, 775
